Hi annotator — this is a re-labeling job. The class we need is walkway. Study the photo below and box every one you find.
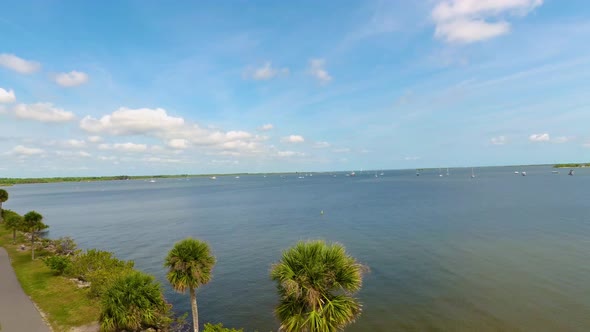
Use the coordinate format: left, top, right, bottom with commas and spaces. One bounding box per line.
0, 247, 51, 332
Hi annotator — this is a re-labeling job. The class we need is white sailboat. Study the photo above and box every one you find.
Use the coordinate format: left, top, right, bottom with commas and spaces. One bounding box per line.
471, 168, 475, 178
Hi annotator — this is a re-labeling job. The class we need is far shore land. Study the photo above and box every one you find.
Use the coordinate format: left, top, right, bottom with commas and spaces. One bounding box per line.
1, 163, 588, 186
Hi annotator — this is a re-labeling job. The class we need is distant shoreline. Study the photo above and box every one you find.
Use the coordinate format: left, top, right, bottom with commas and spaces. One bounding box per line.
2, 163, 588, 186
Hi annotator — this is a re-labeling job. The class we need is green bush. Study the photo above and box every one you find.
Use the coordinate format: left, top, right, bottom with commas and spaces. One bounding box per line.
203, 323, 244, 332
43, 255, 71, 275
65, 249, 135, 298
99, 271, 171, 332
54, 236, 78, 255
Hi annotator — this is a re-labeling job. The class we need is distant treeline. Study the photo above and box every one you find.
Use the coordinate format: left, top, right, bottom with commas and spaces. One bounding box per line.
553, 163, 590, 168
0, 174, 204, 185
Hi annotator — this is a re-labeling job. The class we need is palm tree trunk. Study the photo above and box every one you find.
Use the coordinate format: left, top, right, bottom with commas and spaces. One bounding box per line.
31, 231, 35, 260
190, 287, 199, 332
0, 201, 3, 223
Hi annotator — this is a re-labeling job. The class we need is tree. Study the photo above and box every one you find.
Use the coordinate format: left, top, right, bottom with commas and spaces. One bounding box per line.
2, 209, 23, 244
23, 211, 48, 260
0, 189, 8, 223
164, 238, 216, 332
270, 240, 366, 332
99, 271, 171, 332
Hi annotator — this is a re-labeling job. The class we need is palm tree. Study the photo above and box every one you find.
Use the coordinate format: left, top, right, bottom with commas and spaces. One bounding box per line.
23, 211, 48, 260
164, 238, 216, 332
2, 209, 23, 244
0, 189, 8, 223
99, 271, 171, 332
270, 240, 366, 332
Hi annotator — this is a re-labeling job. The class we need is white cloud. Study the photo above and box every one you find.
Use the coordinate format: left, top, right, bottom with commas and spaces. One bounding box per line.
308, 59, 332, 83
98, 142, 148, 152
277, 151, 305, 157
167, 139, 189, 149
11, 145, 44, 156
553, 136, 573, 144
333, 148, 351, 153
0, 54, 41, 74
435, 19, 510, 43
56, 150, 91, 158
282, 135, 305, 143
81, 107, 270, 156
64, 139, 86, 148
432, 0, 543, 43
490, 135, 507, 145
87, 136, 103, 143
404, 156, 420, 161
584, 142, 590, 148
245, 62, 289, 80
143, 157, 182, 163
55, 71, 89, 87
314, 141, 331, 148
0, 88, 16, 103
80, 107, 185, 135
529, 133, 550, 142
259, 123, 274, 131
13, 103, 75, 122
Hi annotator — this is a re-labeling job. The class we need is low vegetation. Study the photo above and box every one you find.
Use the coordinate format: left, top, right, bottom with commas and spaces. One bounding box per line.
553, 163, 590, 168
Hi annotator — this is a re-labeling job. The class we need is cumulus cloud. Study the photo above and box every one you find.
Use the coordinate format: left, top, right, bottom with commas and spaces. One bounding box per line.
98, 142, 148, 152
553, 136, 573, 144
87, 136, 103, 143
167, 139, 189, 149
259, 123, 274, 131
0, 88, 16, 103
64, 139, 86, 148
277, 151, 305, 157
56, 150, 91, 158
0, 54, 41, 74
81, 107, 271, 156
11, 145, 44, 156
282, 135, 305, 143
529, 133, 550, 142
314, 141, 331, 148
80, 107, 185, 135
55, 71, 89, 87
13, 103, 75, 122
490, 135, 507, 145
244, 62, 289, 80
432, 0, 543, 43
308, 59, 332, 83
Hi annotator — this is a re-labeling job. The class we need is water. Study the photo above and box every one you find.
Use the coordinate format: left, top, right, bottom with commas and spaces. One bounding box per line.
4, 166, 590, 331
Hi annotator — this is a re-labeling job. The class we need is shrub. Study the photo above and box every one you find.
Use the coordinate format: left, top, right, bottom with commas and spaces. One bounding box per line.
99, 271, 171, 332
43, 255, 71, 275
54, 236, 78, 255
203, 323, 244, 332
65, 249, 135, 298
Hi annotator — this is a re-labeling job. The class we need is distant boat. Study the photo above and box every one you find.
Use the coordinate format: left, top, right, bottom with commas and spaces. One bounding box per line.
568, 169, 574, 176
514, 171, 520, 174
471, 168, 475, 178
552, 170, 559, 174
380, 172, 384, 176
235, 176, 240, 179
210, 176, 217, 180
350, 171, 356, 177
298, 176, 305, 179
149, 179, 156, 183
521, 171, 527, 176
438, 168, 443, 177
416, 170, 420, 176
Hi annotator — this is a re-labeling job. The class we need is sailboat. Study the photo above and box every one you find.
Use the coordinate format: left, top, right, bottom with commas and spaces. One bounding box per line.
471, 168, 475, 178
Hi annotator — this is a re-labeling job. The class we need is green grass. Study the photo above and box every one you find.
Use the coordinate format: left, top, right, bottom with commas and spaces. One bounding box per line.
0, 225, 100, 331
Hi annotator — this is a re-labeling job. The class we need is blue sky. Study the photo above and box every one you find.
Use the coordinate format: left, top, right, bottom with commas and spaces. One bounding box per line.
1, 0, 589, 177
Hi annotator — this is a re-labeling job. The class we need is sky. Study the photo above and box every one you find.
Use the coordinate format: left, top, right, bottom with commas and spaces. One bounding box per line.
1, 0, 590, 177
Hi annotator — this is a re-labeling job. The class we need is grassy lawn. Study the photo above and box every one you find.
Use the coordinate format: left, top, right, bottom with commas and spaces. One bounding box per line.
0, 224, 100, 331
